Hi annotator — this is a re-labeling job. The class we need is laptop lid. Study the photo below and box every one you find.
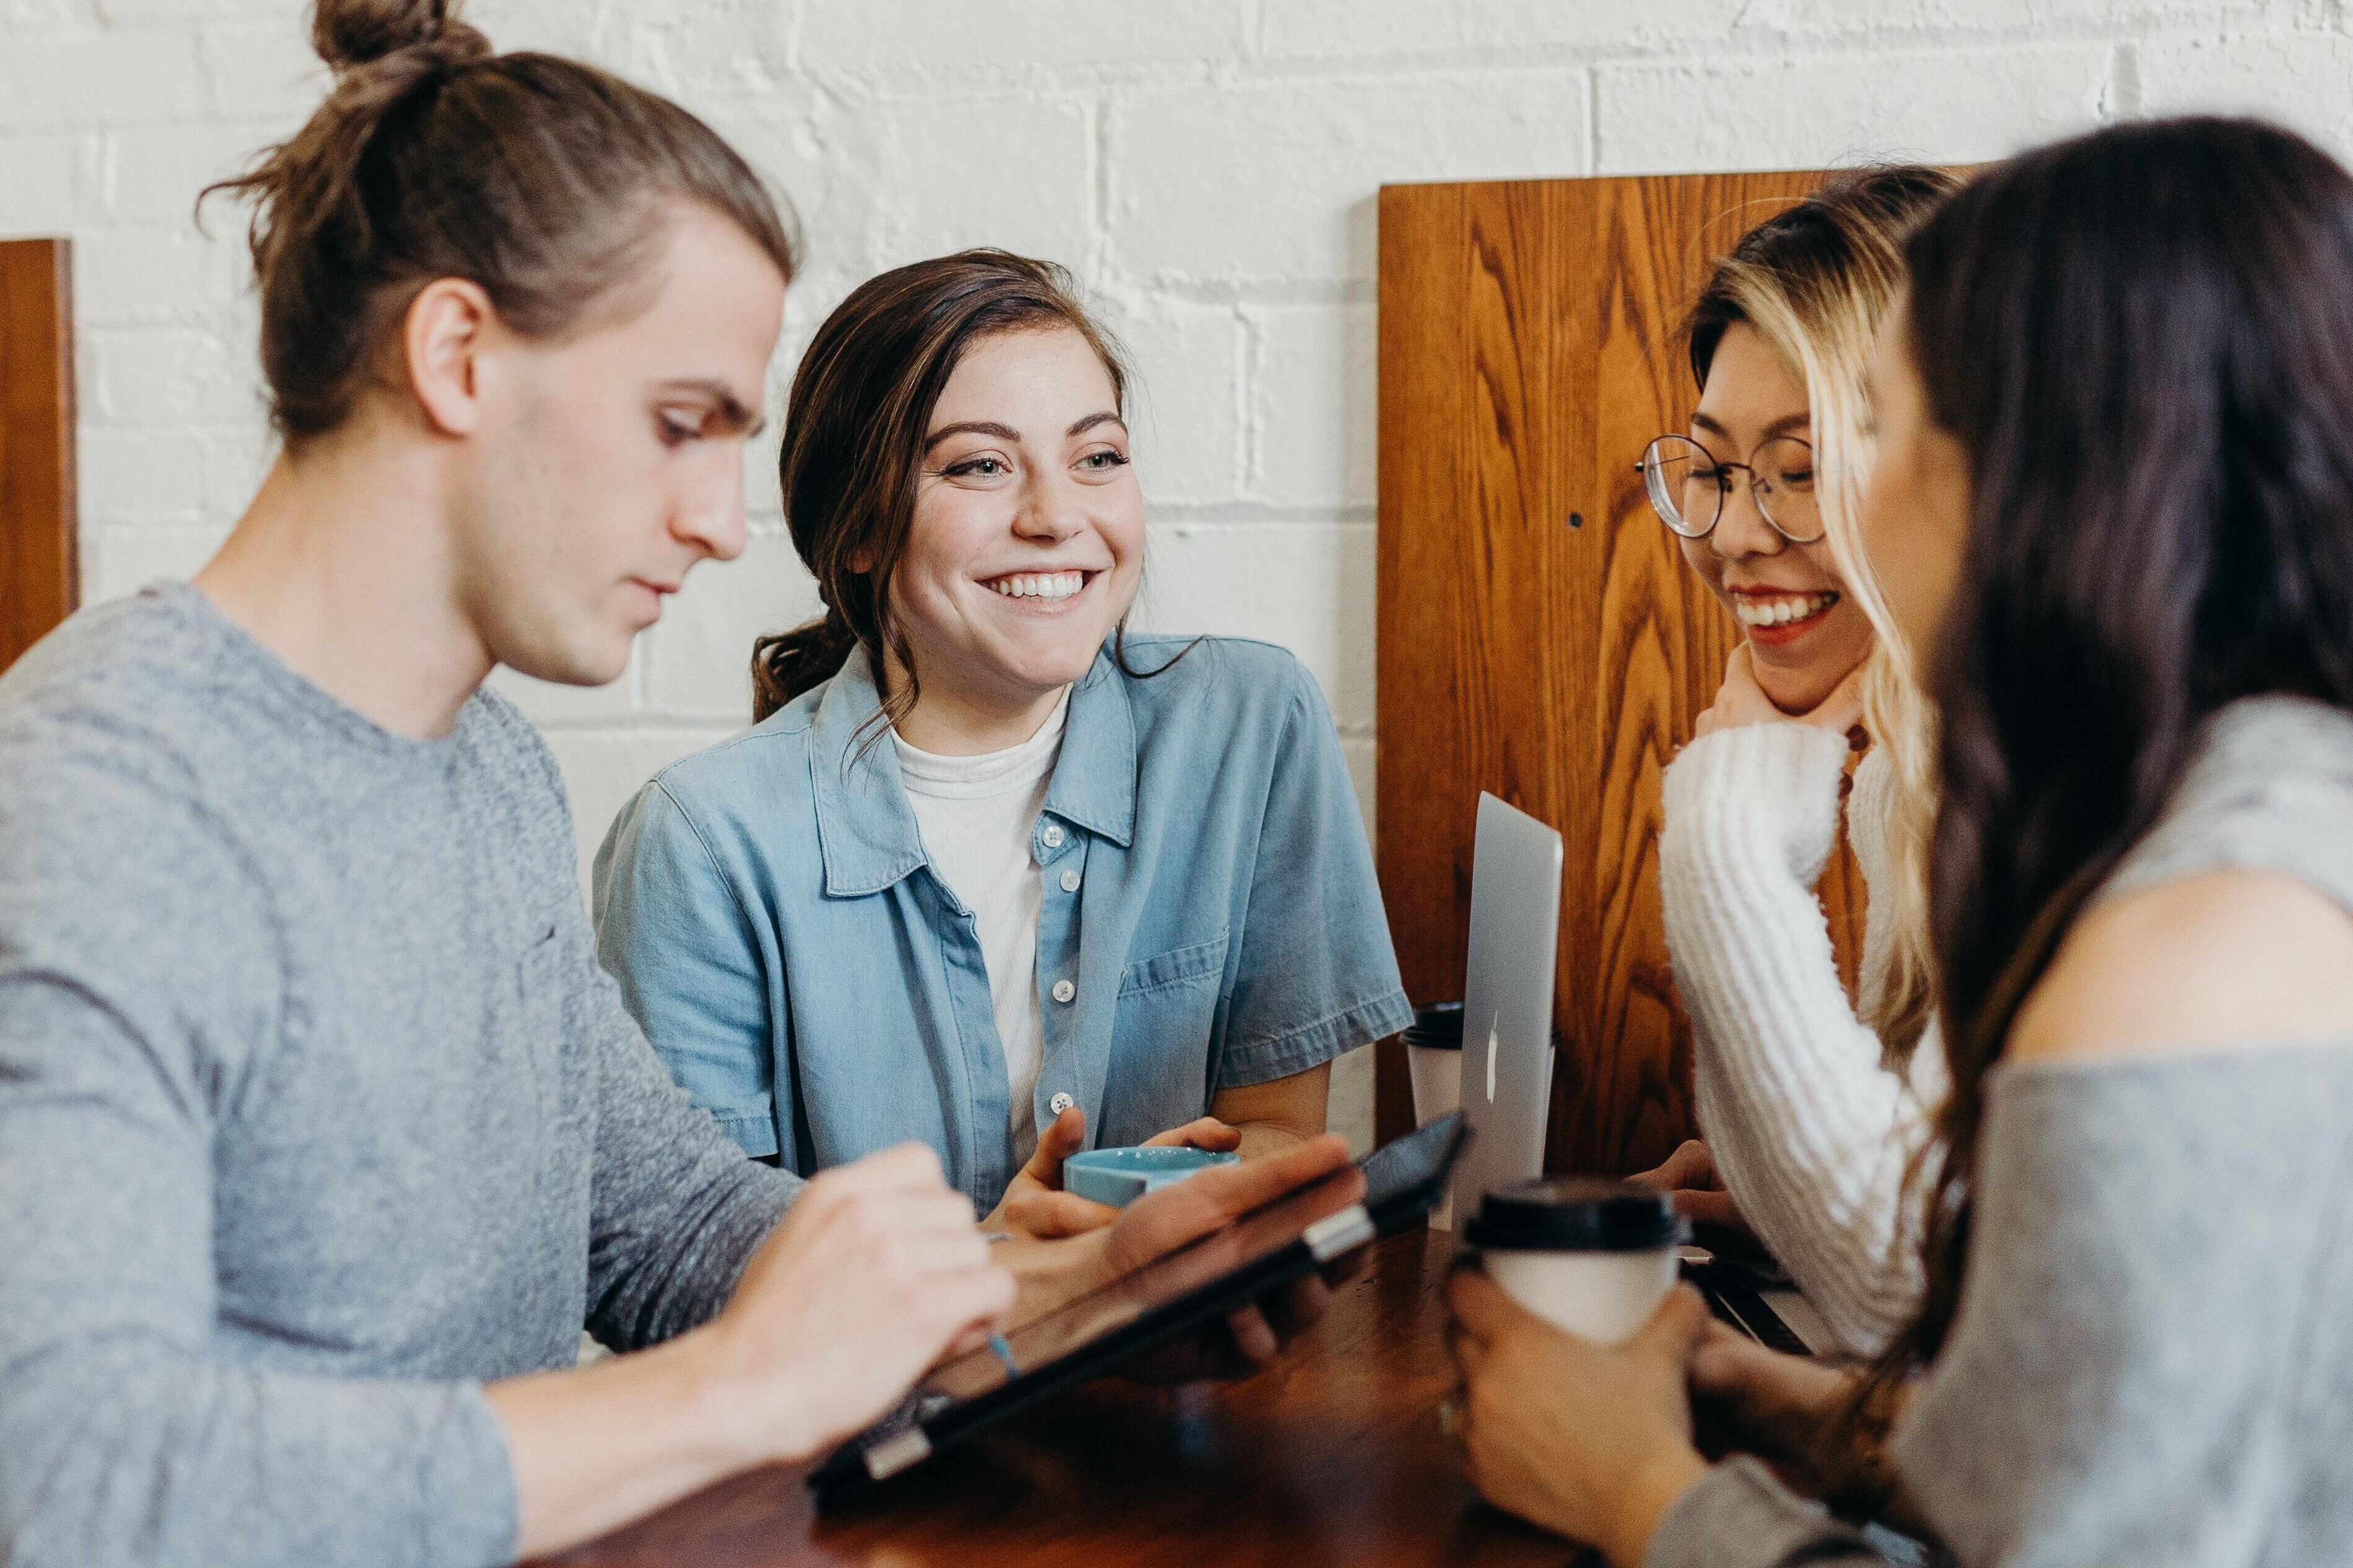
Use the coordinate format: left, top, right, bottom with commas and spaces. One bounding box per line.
1448, 792, 1565, 1226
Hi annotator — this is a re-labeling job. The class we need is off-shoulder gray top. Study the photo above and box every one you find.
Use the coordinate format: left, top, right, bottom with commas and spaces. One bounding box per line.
1647, 694, 2353, 1568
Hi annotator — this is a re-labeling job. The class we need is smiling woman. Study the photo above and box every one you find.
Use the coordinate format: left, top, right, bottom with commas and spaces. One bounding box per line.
593, 250, 1412, 1233
874, 325, 1145, 752
1450, 113, 2353, 1568
1635, 167, 1961, 1358
1652, 325, 1872, 710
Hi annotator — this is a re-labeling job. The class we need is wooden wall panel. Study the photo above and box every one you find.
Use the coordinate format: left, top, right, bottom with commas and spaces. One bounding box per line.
1373, 179, 1597, 1148
1376, 171, 1866, 1177
0, 238, 77, 673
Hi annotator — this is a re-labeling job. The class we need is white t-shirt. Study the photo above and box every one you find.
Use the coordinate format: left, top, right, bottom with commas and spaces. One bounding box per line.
891, 696, 1068, 1166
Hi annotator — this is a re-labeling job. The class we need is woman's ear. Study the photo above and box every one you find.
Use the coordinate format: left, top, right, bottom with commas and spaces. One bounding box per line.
847, 547, 875, 574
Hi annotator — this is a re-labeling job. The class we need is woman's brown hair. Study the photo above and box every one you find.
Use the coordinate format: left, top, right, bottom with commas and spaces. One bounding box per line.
204, 0, 796, 444
751, 249, 1138, 728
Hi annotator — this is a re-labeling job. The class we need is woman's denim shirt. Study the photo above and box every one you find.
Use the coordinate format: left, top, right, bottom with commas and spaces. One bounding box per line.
592, 635, 1412, 1212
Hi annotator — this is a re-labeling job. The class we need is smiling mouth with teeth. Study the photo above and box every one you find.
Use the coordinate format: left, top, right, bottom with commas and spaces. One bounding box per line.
987, 571, 1090, 602
1732, 590, 1839, 629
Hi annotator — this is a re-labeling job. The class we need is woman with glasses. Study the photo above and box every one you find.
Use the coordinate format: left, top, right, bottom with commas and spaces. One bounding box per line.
1448, 113, 2353, 1568
1630, 167, 1958, 1357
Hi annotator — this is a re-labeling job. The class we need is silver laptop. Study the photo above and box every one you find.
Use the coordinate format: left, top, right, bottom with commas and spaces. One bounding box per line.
1447, 792, 1565, 1226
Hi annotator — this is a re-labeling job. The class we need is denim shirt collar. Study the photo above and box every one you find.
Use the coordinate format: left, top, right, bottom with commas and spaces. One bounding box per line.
808, 641, 1138, 898
1042, 650, 1138, 850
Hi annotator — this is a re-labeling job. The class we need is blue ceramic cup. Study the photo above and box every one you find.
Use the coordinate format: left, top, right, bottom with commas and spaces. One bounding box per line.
1063, 1146, 1240, 1208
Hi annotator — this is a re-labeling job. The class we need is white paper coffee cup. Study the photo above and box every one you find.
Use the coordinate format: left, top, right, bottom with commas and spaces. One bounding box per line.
1465, 1178, 1688, 1345
1404, 1003, 1465, 1230
1407, 1043, 1460, 1124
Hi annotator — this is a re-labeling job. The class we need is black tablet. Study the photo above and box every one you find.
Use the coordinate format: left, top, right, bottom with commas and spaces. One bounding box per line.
809, 1113, 1470, 1507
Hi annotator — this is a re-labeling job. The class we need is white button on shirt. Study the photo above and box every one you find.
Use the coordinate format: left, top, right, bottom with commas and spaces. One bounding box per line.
1059, 868, 1082, 893
1051, 979, 1076, 1004
1040, 823, 1065, 849
891, 696, 1068, 1165
1048, 1092, 1075, 1116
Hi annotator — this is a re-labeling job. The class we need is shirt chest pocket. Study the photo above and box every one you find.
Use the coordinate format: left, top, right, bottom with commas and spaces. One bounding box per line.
1112, 929, 1230, 1058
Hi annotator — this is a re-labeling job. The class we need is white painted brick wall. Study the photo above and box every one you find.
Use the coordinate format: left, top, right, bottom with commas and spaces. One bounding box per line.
3, 0, 2337, 1151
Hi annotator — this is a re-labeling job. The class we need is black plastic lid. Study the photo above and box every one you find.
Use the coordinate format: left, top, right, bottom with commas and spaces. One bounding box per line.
1402, 1001, 1464, 1051
1462, 1178, 1687, 1252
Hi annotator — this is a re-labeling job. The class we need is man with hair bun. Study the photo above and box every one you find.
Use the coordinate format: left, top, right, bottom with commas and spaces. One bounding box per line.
0, 4, 1350, 1564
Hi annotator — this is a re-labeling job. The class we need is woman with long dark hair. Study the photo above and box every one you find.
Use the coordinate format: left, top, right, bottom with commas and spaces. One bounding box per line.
595, 251, 1409, 1233
1446, 116, 2353, 1567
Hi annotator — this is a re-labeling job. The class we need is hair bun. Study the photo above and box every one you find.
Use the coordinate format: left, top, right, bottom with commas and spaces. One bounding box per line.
311, 0, 489, 73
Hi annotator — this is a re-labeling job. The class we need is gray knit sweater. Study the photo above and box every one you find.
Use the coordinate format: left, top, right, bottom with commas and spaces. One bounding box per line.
1649, 695, 2353, 1567
0, 585, 802, 1568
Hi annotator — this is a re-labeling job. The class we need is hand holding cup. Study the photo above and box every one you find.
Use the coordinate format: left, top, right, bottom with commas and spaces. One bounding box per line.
988, 1106, 1245, 1239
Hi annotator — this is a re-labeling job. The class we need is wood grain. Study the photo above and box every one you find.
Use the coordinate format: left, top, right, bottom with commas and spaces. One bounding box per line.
547, 1230, 1587, 1568
1375, 173, 1867, 1175
0, 238, 77, 674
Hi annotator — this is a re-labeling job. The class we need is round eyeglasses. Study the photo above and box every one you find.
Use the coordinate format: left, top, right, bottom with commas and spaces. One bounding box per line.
1634, 434, 1823, 545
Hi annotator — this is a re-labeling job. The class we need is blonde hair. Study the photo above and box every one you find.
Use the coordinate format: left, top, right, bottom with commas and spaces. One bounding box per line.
1686, 167, 1960, 1061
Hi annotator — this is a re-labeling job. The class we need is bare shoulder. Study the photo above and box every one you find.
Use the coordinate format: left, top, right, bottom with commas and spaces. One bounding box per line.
2008, 869, 2353, 1064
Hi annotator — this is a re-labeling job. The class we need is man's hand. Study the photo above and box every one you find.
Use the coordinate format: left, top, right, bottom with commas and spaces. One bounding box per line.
995, 1133, 1360, 1380
697, 1144, 1014, 1465
986, 1106, 1241, 1239
487, 1143, 1012, 1559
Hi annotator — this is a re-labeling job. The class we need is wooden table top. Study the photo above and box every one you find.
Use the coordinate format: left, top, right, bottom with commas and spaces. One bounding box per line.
553, 1226, 1591, 1567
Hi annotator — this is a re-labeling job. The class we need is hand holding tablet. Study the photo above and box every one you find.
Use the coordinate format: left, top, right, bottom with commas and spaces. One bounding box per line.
813, 1116, 1467, 1504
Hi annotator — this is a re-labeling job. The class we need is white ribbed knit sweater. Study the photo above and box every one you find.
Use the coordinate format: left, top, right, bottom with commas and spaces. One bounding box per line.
1657, 723, 1946, 1357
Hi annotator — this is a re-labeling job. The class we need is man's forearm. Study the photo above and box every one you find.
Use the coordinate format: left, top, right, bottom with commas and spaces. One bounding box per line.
485, 1327, 771, 1559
